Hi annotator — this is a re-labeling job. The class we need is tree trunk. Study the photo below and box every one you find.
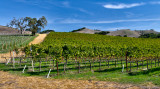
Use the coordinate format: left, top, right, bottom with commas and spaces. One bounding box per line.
56, 59, 59, 76
64, 62, 66, 74
85, 58, 87, 68
142, 61, 143, 69
20, 57, 22, 67
106, 58, 108, 66
32, 31, 36, 36
53, 59, 55, 70
151, 59, 152, 69
137, 61, 138, 70
130, 58, 131, 72
117, 57, 118, 64
99, 58, 101, 70
158, 59, 159, 66
78, 61, 80, 73
45, 57, 48, 66
66, 58, 68, 64
121, 59, 122, 67
108, 59, 110, 68
39, 59, 41, 72
92, 59, 94, 68
126, 53, 128, 72
147, 60, 148, 70
89, 60, 92, 71
115, 60, 116, 67
32, 59, 34, 72
155, 59, 156, 67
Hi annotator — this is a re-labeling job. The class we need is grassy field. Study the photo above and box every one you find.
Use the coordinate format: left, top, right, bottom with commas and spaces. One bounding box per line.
1, 58, 160, 86
0, 35, 36, 53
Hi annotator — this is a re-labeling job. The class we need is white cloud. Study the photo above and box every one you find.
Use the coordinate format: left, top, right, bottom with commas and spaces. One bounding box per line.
59, 18, 84, 23
78, 8, 93, 15
92, 19, 160, 23
62, 1, 70, 7
150, 1, 160, 4
60, 18, 160, 24
103, 3, 145, 9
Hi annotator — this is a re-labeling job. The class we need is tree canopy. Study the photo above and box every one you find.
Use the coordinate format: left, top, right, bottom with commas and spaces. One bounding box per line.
7, 16, 47, 35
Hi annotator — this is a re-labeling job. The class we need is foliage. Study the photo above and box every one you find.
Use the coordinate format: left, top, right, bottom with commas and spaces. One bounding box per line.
71, 27, 86, 32
24, 32, 160, 61
124, 35, 127, 37
24, 16, 47, 35
95, 31, 110, 35
139, 33, 160, 38
7, 17, 27, 34
0, 35, 35, 53
40, 30, 55, 34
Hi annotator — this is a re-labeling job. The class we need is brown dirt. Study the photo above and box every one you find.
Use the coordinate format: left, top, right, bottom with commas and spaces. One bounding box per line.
29, 34, 47, 45
0, 71, 154, 89
0, 34, 47, 63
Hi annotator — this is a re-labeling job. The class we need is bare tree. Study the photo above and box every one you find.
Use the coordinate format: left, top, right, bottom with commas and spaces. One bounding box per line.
7, 17, 27, 34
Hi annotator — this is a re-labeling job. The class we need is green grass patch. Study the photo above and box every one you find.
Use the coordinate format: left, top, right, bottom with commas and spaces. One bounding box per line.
1, 58, 160, 86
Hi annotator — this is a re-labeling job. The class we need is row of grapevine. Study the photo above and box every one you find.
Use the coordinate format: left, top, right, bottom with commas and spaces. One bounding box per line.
0, 35, 35, 53
24, 32, 160, 60
15, 32, 160, 75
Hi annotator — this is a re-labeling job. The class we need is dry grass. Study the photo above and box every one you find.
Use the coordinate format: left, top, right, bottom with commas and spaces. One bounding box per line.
0, 71, 144, 89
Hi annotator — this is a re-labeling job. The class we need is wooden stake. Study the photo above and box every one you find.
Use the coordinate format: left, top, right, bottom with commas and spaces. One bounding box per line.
47, 69, 52, 78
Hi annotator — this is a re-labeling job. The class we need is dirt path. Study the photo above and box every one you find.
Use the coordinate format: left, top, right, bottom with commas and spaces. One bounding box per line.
29, 34, 47, 45
0, 71, 156, 89
0, 34, 47, 63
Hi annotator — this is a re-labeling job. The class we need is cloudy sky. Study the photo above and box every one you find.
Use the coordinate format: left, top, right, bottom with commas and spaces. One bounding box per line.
1, 0, 160, 32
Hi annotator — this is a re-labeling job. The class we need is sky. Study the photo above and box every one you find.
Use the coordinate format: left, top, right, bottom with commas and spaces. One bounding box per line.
1, 0, 160, 32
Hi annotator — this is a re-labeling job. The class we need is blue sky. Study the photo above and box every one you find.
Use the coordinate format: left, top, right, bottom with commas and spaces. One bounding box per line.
1, 0, 160, 32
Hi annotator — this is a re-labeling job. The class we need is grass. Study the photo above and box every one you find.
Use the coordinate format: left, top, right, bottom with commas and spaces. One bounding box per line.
1, 58, 160, 86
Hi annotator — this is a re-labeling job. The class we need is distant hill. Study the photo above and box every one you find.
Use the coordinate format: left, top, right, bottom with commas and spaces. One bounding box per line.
72, 27, 101, 34
134, 29, 159, 35
0, 26, 20, 35
72, 27, 160, 38
107, 29, 140, 37
0, 25, 31, 35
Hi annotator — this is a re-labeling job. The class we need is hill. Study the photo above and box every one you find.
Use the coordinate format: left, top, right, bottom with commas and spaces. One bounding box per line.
0, 26, 31, 35
0, 26, 20, 35
135, 29, 159, 35
72, 27, 101, 34
107, 29, 140, 37
72, 27, 159, 38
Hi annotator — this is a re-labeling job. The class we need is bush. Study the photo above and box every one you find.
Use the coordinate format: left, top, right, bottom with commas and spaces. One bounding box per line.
40, 30, 55, 34
95, 31, 110, 35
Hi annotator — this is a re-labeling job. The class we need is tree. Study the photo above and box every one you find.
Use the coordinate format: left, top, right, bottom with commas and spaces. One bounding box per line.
7, 17, 27, 34
40, 30, 55, 34
24, 16, 47, 35
95, 31, 110, 35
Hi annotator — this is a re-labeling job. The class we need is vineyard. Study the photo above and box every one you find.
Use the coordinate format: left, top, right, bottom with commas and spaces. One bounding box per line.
1, 32, 160, 86
0, 35, 35, 53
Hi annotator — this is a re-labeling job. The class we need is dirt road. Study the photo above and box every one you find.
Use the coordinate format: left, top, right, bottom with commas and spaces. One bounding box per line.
29, 34, 47, 45
0, 34, 47, 63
